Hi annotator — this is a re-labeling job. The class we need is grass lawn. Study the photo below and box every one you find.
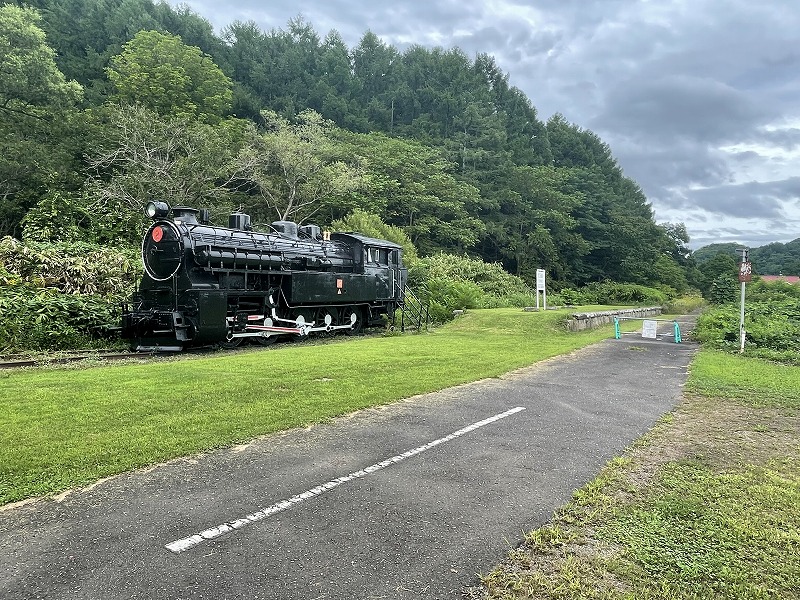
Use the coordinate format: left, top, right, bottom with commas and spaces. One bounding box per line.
0, 306, 629, 505
477, 349, 800, 599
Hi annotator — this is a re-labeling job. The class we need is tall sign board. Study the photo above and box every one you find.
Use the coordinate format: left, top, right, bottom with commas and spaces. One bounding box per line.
535, 269, 547, 310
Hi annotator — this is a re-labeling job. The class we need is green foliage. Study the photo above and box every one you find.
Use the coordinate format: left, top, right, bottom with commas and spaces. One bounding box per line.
107, 30, 232, 123
239, 109, 364, 223
85, 103, 251, 235
0, 236, 140, 296
709, 273, 739, 304
422, 279, 486, 323
0, 5, 83, 115
694, 280, 800, 363
0, 236, 139, 351
0, 4, 84, 237
693, 240, 800, 278
419, 253, 533, 298
335, 131, 486, 255
411, 253, 536, 322
20, 190, 139, 244
331, 209, 419, 264
578, 281, 670, 306
0, 287, 121, 351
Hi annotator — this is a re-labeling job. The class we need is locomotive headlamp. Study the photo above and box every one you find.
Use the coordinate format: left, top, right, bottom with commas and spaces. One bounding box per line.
145, 201, 170, 219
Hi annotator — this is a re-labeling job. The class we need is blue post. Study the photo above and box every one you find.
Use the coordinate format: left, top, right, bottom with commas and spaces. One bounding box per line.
614, 317, 621, 339
674, 320, 682, 343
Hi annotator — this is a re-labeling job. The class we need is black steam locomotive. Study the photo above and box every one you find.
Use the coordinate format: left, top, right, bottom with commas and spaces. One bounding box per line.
121, 201, 407, 351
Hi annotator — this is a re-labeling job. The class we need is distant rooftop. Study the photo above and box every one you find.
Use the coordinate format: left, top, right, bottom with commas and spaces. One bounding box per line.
760, 275, 800, 284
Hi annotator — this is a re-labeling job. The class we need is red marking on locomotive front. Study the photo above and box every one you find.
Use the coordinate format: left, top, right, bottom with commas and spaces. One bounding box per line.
152, 226, 163, 242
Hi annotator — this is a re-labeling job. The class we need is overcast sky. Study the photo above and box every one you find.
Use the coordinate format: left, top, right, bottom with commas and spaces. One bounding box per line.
171, 0, 800, 249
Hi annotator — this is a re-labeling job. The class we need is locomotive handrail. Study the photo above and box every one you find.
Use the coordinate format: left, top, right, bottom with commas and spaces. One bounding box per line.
400, 285, 430, 332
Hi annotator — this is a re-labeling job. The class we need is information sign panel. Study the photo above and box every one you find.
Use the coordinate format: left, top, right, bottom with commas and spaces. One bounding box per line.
536, 269, 546, 292
642, 319, 658, 339
738, 261, 752, 283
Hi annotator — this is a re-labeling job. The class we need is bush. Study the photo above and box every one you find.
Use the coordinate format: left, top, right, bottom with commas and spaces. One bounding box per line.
0, 237, 140, 352
409, 253, 537, 323
694, 281, 800, 364
419, 253, 532, 298
0, 287, 123, 352
0, 237, 140, 296
581, 281, 670, 306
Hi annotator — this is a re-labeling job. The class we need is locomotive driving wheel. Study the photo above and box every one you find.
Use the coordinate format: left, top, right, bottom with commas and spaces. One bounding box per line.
341, 306, 363, 335
315, 307, 337, 337
290, 308, 315, 340
255, 317, 277, 346
220, 332, 244, 349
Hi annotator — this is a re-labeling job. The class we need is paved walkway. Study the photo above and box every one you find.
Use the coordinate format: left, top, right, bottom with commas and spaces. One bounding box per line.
0, 333, 697, 599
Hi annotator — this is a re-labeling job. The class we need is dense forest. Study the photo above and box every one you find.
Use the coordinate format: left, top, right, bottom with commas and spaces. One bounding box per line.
2, 0, 702, 287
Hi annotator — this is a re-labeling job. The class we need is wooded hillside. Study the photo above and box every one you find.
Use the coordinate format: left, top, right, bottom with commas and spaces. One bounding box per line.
4, 0, 699, 291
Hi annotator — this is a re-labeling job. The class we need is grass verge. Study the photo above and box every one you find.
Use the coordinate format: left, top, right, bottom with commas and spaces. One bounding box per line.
475, 349, 800, 599
1, 306, 630, 506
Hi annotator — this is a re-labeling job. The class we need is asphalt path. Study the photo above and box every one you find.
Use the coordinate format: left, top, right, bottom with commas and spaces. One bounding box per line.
1, 332, 697, 600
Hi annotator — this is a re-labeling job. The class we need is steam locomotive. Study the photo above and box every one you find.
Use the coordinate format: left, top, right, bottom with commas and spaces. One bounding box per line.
121, 201, 407, 351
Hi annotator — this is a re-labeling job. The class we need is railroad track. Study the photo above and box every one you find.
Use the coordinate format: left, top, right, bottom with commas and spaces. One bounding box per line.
0, 351, 156, 370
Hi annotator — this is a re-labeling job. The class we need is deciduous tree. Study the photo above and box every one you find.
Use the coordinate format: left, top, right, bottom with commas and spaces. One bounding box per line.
106, 30, 232, 123
0, 4, 83, 236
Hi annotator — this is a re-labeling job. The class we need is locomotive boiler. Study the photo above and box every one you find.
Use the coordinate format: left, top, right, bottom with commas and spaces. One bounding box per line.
121, 201, 407, 351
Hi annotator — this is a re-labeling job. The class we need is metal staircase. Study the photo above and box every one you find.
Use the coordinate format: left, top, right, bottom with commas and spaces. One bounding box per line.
400, 285, 430, 332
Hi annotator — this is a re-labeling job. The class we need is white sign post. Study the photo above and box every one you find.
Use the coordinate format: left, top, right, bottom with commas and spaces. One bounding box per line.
535, 269, 547, 310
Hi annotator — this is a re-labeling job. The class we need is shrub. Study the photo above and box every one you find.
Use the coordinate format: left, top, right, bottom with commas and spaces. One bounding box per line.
0, 237, 140, 296
0, 287, 123, 352
581, 281, 669, 306
0, 238, 140, 352
694, 281, 800, 364
408, 253, 537, 323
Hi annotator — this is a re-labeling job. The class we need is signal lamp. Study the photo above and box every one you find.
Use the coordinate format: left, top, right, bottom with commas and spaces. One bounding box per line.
145, 201, 170, 219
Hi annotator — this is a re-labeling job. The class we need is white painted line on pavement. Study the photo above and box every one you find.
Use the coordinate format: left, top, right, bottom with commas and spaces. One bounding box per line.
165, 406, 526, 553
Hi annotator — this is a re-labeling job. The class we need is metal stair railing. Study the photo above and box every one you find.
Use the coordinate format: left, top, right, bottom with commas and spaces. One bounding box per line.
400, 285, 429, 332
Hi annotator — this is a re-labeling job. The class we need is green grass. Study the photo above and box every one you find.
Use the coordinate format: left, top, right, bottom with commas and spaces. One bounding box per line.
479, 349, 800, 599
0, 307, 621, 505
686, 350, 800, 407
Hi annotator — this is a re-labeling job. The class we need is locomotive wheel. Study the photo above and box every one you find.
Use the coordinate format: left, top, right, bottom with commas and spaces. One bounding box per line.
315, 308, 337, 337
255, 317, 278, 346
290, 308, 315, 340
255, 335, 277, 346
220, 335, 244, 349
341, 306, 363, 335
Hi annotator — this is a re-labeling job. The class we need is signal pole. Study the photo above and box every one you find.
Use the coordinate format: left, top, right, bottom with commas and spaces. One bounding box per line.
736, 248, 751, 353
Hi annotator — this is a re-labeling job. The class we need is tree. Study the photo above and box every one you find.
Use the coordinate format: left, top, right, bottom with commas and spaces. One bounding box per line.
331, 209, 418, 265
237, 109, 364, 224
85, 103, 252, 240
0, 4, 83, 236
106, 30, 232, 123
336, 131, 486, 255
699, 252, 738, 299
